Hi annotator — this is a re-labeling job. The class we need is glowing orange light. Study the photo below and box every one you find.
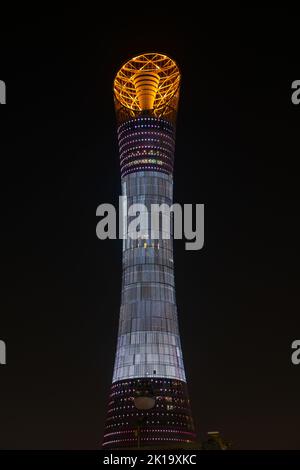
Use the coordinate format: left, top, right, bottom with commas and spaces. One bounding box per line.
114, 53, 180, 112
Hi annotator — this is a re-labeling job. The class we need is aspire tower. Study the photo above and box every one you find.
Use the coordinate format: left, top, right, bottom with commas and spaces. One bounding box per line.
102, 53, 196, 449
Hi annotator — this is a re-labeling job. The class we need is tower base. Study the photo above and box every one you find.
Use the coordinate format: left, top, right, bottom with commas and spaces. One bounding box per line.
102, 378, 196, 449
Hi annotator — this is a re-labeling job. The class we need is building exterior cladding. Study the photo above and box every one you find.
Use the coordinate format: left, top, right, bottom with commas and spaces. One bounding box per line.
102, 54, 195, 449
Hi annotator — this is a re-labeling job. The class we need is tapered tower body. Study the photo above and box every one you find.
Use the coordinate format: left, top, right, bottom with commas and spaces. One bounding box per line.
103, 53, 196, 449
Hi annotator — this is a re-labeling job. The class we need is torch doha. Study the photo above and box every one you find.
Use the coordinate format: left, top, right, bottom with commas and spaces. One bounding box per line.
102, 53, 196, 449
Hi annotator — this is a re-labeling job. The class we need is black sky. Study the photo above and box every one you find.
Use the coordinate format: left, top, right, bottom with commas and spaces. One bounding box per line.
0, 7, 299, 449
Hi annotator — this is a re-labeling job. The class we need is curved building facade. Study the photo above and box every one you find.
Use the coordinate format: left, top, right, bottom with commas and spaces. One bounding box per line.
102, 53, 195, 449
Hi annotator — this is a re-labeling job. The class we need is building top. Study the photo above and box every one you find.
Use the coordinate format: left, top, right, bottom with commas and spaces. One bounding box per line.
114, 53, 180, 113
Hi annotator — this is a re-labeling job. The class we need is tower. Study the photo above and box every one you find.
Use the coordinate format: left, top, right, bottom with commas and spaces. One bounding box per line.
102, 53, 196, 449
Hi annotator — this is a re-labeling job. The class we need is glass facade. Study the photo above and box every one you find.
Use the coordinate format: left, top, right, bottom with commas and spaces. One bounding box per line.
113, 167, 185, 383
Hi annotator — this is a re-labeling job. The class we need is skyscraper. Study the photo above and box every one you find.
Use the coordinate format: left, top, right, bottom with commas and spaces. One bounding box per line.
102, 53, 196, 449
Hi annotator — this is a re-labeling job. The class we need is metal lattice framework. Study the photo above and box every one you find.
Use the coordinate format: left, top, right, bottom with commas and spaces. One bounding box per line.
114, 53, 180, 111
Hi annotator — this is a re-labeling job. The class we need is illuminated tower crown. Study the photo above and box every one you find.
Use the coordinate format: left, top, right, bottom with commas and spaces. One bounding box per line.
102, 53, 196, 449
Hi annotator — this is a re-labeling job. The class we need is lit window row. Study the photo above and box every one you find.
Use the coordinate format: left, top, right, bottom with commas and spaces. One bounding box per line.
119, 139, 174, 153
120, 149, 173, 162
120, 144, 173, 156
118, 131, 175, 147
122, 158, 164, 168
122, 167, 170, 177
118, 117, 173, 134
110, 378, 185, 387
118, 129, 175, 140
118, 125, 174, 139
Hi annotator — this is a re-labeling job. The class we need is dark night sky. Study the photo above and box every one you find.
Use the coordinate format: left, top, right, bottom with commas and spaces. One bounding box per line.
0, 7, 299, 449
